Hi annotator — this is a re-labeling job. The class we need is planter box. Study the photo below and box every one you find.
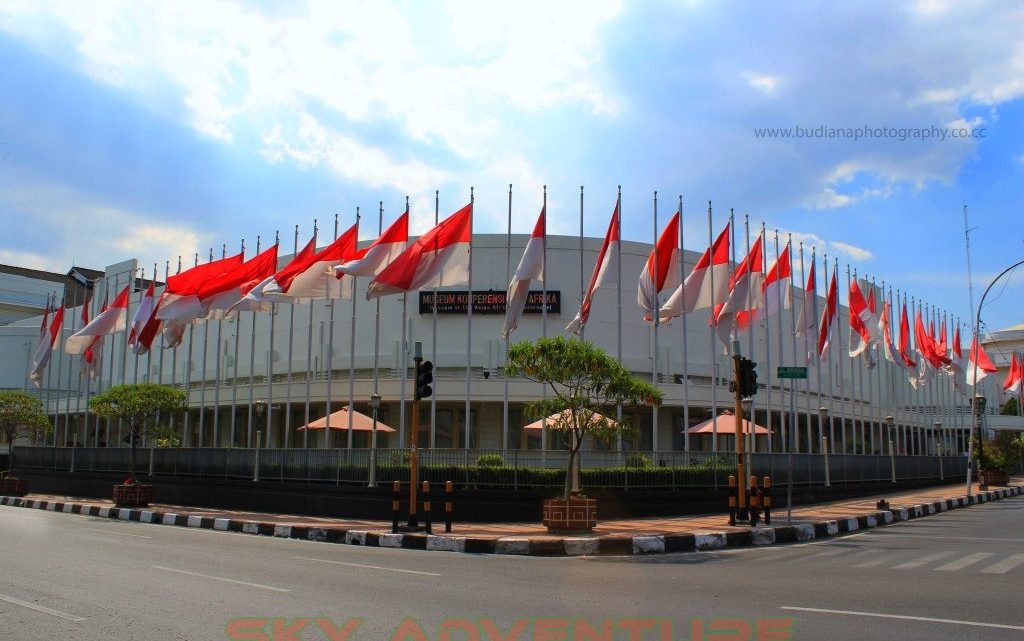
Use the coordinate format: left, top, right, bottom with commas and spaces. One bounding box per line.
980, 469, 1009, 487
0, 478, 28, 497
543, 497, 597, 533
113, 484, 153, 508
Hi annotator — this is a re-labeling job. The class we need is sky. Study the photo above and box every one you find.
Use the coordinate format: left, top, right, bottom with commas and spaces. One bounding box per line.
0, 0, 1022, 332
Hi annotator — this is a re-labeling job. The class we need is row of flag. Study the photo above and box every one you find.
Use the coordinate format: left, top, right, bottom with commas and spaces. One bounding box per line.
25, 194, 1005, 407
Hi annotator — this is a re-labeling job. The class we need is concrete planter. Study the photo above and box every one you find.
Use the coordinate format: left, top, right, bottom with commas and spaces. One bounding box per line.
543, 497, 597, 533
980, 469, 1009, 486
113, 483, 153, 508
0, 478, 28, 497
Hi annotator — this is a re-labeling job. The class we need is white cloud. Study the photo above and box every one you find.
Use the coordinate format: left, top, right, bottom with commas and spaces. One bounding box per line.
743, 71, 780, 95
830, 241, 874, 262
778, 230, 873, 263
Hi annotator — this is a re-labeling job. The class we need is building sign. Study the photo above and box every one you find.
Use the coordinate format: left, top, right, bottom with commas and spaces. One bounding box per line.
419, 290, 561, 315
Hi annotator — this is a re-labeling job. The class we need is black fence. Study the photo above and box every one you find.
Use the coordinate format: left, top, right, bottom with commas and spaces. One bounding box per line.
10, 446, 972, 490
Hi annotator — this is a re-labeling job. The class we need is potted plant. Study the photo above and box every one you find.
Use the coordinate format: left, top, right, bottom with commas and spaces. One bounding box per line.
90, 383, 186, 507
0, 391, 51, 497
979, 432, 1023, 487
506, 336, 662, 533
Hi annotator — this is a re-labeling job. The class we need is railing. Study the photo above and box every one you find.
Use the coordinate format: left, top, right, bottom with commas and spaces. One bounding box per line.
10, 447, 971, 490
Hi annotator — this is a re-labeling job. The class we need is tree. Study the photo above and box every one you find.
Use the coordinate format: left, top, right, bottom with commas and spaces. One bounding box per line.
506, 336, 663, 500
0, 391, 50, 478
90, 383, 187, 478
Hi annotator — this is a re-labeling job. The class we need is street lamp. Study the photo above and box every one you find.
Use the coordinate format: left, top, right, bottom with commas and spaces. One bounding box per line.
886, 415, 896, 483
934, 421, 942, 456
254, 400, 266, 449
368, 393, 381, 488
970, 394, 987, 490
818, 406, 830, 487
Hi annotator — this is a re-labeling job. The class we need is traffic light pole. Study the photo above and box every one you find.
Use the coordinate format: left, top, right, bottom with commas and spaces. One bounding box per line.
408, 355, 422, 529
733, 352, 747, 516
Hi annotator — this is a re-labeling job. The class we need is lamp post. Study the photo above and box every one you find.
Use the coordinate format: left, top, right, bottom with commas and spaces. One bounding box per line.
818, 406, 830, 487
253, 399, 266, 448
368, 393, 381, 488
886, 415, 896, 483
970, 394, 987, 491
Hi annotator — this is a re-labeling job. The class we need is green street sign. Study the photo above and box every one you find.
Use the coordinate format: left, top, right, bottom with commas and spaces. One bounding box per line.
777, 366, 808, 379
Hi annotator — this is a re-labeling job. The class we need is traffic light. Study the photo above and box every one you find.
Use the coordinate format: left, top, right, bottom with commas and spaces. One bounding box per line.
738, 358, 758, 397
415, 359, 434, 400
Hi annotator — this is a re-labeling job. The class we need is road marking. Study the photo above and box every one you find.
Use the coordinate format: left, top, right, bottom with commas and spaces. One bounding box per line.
800, 548, 851, 561
151, 566, 290, 592
780, 606, 1024, 631
851, 554, 894, 568
853, 533, 1024, 543
891, 551, 955, 569
934, 552, 995, 572
980, 554, 1024, 574
0, 593, 87, 622
292, 556, 442, 576
82, 527, 152, 539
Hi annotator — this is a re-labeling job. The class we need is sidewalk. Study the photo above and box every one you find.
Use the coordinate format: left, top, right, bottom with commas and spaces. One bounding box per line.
2, 480, 1020, 556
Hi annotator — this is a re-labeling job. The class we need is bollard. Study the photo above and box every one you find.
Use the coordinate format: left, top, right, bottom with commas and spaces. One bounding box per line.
762, 476, 772, 525
444, 480, 454, 533
748, 476, 760, 527
392, 481, 401, 534
727, 474, 737, 526
422, 481, 432, 535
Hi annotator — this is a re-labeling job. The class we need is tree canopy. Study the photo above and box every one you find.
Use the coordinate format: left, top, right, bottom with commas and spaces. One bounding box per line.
91, 383, 186, 476
0, 390, 50, 476
506, 336, 663, 499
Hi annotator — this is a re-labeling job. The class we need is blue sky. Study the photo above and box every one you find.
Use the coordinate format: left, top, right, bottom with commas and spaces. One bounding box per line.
0, 1, 1022, 332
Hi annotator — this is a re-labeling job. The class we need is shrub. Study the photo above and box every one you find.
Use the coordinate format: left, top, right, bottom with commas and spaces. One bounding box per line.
476, 454, 505, 468
624, 453, 653, 469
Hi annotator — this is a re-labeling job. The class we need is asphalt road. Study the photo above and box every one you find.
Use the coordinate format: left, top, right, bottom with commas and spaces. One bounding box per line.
1, 496, 1022, 641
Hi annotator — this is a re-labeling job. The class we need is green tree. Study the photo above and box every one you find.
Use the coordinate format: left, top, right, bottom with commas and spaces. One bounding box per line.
90, 383, 186, 478
0, 391, 51, 478
506, 336, 663, 500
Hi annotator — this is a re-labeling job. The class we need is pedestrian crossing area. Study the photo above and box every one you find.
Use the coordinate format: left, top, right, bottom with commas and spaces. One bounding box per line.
751, 547, 1024, 574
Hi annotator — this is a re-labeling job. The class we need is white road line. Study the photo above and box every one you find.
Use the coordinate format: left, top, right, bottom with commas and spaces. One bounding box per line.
151, 566, 290, 592
934, 552, 995, 572
0, 593, 86, 622
292, 556, 442, 576
800, 548, 852, 561
853, 533, 1024, 543
82, 528, 152, 539
780, 606, 1024, 631
891, 551, 955, 569
851, 554, 894, 569
980, 554, 1024, 574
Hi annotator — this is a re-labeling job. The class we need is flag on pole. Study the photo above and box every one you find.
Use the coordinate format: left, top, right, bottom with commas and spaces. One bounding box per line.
566, 203, 619, 334
78, 298, 103, 380
367, 203, 472, 299
658, 221, 730, 322
1002, 352, 1022, 397
817, 271, 838, 360
335, 210, 410, 278
898, 302, 917, 370
637, 210, 680, 321
199, 244, 280, 316
967, 335, 997, 386
949, 324, 966, 395
878, 301, 901, 366
795, 256, 817, 363
231, 236, 318, 314
760, 241, 792, 321
914, 310, 945, 371
502, 207, 545, 339
65, 286, 129, 355
28, 302, 63, 387
938, 318, 948, 357
128, 281, 156, 346
156, 252, 243, 323
713, 233, 764, 343
272, 224, 358, 301
848, 278, 878, 358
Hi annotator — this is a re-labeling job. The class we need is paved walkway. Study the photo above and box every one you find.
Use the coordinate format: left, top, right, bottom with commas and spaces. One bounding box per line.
12, 479, 1020, 538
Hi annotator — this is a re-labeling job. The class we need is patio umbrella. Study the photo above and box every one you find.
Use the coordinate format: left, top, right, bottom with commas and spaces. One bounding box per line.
298, 405, 396, 432
523, 409, 617, 430
687, 410, 769, 435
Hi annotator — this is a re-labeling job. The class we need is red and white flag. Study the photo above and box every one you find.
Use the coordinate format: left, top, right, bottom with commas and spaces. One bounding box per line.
28, 302, 63, 387
967, 335, 998, 386
898, 302, 917, 370
335, 210, 409, 279
658, 221, 730, 323
713, 233, 765, 344
949, 325, 966, 396
1002, 352, 1022, 397
128, 281, 156, 346
231, 236, 318, 314
761, 242, 792, 320
915, 310, 945, 371
638, 210, 680, 322
77, 298, 102, 380
273, 224, 358, 302
200, 244, 280, 317
795, 256, 817, 362
368, 203, 472, 299
566, 203, 619, 335
502, 207, 545, 339
848, 278, 878, 358
817, 271, 838, 361
65, 286, 128, 355
156, 252, 244, 323
878, 301, 901, 366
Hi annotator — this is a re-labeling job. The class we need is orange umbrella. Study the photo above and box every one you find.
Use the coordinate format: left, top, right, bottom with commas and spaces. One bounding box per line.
298, 406, 396, 432
688, 410, 769, 435
523, 409, 617, 430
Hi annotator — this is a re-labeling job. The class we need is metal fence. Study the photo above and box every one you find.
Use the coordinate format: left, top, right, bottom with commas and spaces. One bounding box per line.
11, 446, 972, 490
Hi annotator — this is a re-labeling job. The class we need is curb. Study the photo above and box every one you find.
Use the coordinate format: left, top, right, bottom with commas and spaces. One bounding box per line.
2, 486, 1020, 557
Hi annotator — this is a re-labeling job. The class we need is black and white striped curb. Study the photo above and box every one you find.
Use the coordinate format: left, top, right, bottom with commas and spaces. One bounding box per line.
2, 486, 1020, 556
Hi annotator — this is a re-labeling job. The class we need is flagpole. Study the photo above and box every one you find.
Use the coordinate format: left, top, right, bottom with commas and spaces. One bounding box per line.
213, 245, 228, 447
650, 189, 658, 454
48, 295, 61, 443
847, 265, 858, 453
74, 289, 89, 446
431, 190, 439, 450
399, 197, 410, 449
759, 221, 770, 456
84, 292, 95, 446
787, 236, 799, 453
132, 269, 142, 386
118, 265, 136, 447
229, 241, 244, 447
106, 273, 121, 446
41, 293, 53, 441
465, 186, 474, 450
774, 231, 785, 457
616, 186, 623, 452
874, 277, 885, 453
283, 227, 297, 448
541, 186, 549, 445
266, 231, 279, 447
503, 185, 512, 452
326, 214, 338, 450
60, 288, 77, 446
303, 221, 318, 449
680, 195, 690, 453
822, 255, 834, 449
246, 238, 260, 448
170, 256, 181, 445
708, 201, 717, 453
199, 248, 213, 447
348, 210, 360, 451
371, 202, 384, 455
